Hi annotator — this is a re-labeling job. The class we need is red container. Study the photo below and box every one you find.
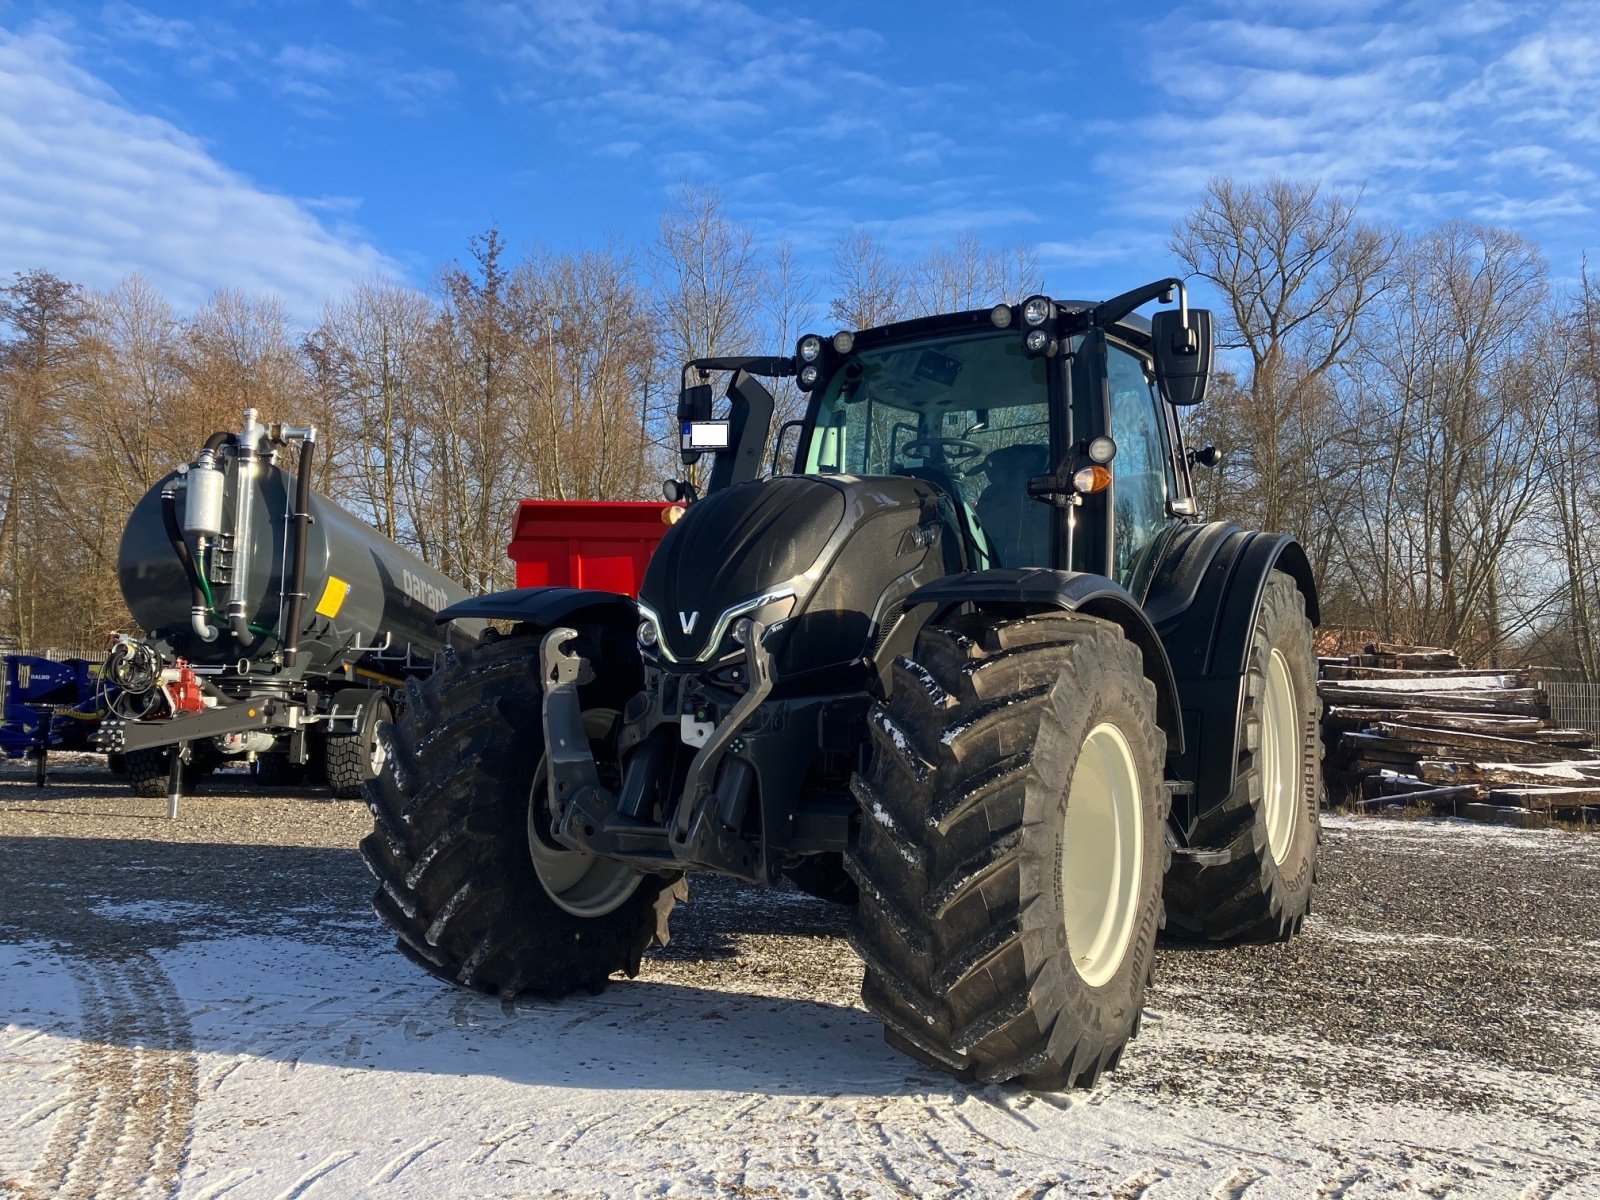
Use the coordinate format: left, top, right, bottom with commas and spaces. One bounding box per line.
507, 500, 673, 597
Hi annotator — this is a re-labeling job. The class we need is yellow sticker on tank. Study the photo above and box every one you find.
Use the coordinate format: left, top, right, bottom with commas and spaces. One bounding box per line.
316, 576, 351, 618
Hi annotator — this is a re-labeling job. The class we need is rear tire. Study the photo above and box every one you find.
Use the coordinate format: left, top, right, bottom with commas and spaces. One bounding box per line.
360, 631, 683, 999
1163, 572, 1321, 943
848, 613, 1168, 1090
327, 695, 393, 799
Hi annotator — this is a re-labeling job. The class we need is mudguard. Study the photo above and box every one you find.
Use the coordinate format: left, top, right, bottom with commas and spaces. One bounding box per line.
436, 585, 637, 630
1144, 523, 1320, 841
901, 568, 1185, 755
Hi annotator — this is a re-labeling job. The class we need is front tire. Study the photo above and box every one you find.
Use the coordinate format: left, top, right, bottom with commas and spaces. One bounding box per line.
360, 631, 683, 999
1164, 572, 1321, 943
847, 613, 1168, 1090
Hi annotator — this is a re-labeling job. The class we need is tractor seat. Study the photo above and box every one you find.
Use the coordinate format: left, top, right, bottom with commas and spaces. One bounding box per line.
976, 444, 1054, 568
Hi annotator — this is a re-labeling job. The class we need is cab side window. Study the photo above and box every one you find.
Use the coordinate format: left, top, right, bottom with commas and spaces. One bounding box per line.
1106, 343, 1176, 591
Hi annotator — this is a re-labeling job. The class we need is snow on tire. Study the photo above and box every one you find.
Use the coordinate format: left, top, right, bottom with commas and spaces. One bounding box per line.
359, 630, 684, 1000
847, 612, 1168, 1090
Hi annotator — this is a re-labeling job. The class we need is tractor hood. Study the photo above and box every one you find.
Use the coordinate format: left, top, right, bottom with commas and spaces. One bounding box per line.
639, 473, 962, 682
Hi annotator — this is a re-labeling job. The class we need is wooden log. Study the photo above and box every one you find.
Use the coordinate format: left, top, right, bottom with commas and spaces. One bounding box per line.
1320, 676, 1532, 696
1323, 706, 1546, 734
1320, 665, 1532, 685
1371, 723, 1600, 763
1530, 729, 1595, 748
1365, 643, 1451, 655
1416, 759, 1600, 787
1487, 786, 1600, 809
1316, 686, 1546, 716
1460, 803, 1551, 829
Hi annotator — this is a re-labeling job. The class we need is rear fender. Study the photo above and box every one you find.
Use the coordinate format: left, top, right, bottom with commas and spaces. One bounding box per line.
899, 568, 1185, 757
1145, 523, 1320, 841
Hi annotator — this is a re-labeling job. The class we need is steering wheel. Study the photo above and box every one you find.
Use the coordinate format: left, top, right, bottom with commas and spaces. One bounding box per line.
900, 437, 983, 466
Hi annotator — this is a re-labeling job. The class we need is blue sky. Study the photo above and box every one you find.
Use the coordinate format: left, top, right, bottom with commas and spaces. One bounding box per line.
1, 0, 1596, 326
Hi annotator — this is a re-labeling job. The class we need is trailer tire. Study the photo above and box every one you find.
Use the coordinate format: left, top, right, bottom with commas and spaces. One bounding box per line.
123, 747, 201, 797
847, 613, 1168, 1090
256, 751, 305, 788
1163, 572, 1322, 943
327, 694, 392, 799
360, 631, 683, 1000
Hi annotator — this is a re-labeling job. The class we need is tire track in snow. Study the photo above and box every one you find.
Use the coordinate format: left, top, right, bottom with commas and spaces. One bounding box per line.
25, 949, 196, 1200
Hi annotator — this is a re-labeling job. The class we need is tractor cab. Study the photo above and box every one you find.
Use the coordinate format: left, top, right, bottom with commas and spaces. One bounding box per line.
674, 281, 1215, 601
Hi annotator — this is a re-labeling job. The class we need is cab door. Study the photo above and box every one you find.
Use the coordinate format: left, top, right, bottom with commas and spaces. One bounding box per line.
1105, 339, 1183, 597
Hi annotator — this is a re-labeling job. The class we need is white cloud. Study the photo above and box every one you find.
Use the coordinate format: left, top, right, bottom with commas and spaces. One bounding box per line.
0, 25, 396, 323
1105, 0, 1599, 238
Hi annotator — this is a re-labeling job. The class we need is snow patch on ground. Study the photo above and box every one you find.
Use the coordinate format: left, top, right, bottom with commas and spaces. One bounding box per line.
4, 925, 1597, 1197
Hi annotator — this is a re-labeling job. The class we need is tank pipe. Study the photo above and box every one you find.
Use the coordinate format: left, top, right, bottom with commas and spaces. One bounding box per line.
281, 433, 316, 668
227, 410, 262, 650
160, 482, 218, 642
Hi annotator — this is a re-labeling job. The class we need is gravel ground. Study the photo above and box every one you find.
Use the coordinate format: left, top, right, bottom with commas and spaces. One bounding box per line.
2, 754, 1598, 1197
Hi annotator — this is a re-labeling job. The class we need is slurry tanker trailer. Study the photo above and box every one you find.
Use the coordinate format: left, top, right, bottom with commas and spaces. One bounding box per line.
97, 408, 482, 806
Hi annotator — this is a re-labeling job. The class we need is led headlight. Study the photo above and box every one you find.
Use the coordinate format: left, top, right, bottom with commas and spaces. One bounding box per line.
990, 303, 1013, 328
831, 330, 855, 354
797, 334, 823, 363
1087, 436, 1117, 464
1022, 296, 1053, 327
638, 619, 659, 648
799, 364, 819, 388
1025, 328, 1050, 353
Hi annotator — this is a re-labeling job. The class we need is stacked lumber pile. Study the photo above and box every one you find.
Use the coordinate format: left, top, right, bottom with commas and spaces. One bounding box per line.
1320, 643, 1600, 826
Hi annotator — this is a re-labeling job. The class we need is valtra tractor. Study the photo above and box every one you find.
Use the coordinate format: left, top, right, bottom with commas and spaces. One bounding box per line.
96, 408, 482, 807
364, 280, 1323, 1089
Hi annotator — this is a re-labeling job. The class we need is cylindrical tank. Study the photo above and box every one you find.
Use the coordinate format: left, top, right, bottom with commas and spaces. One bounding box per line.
118, 451, 481, 672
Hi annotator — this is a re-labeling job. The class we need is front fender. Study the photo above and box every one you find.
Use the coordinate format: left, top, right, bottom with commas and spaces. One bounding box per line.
436, 586, 637, 630
901, 568, 1185, 757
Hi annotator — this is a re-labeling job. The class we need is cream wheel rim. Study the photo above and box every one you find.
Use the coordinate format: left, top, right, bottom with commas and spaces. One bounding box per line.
527, 708, 645, 918
1062, 722, 1144, 988
1260, 648, 1300, 864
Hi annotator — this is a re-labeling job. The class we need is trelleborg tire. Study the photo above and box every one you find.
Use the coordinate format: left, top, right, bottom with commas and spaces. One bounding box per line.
847, 612, 1168, 1090
360, 631, 684, 999
1163, 572, 1322, 943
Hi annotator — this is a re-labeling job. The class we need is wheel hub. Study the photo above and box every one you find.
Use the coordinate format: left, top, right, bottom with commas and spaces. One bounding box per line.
527, 708, 645, 918
1260, 649, 1301, 864
1061, 722, 1143, 988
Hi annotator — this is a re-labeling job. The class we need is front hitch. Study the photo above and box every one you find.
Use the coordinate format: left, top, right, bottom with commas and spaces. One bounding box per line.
538, 627, 615, 842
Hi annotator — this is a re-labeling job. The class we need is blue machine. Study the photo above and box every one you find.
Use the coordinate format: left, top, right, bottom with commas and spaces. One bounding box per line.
1, 655, 112, 765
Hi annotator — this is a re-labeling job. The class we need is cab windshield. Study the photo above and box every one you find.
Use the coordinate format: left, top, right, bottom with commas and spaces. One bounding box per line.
801, 328, 1055, 567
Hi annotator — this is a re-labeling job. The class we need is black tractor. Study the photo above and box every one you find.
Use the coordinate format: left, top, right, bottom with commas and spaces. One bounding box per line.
363, 280, 1322, 1090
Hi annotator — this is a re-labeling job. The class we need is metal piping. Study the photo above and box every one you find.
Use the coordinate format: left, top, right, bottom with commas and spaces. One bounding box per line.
227, 408, 263, 649
280, 428, 317, 669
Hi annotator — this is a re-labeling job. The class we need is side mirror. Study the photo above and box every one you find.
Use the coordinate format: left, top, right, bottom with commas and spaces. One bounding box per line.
1151, 308, 1213, 407
678, 382, 715, 465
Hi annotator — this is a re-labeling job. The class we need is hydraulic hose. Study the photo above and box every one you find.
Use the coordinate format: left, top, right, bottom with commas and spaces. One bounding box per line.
161, 482, 219, 642
203, 430, 238, 453
281, 436, 315, 668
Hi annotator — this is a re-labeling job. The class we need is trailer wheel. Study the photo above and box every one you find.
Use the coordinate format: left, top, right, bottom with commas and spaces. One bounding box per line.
123, 747, 202, 797
1164, 572, 1321, 943
255, 751, 305, 788
326, 694, 393, 799
360, 631, 683, 1000
847, 613, 1168, 1090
